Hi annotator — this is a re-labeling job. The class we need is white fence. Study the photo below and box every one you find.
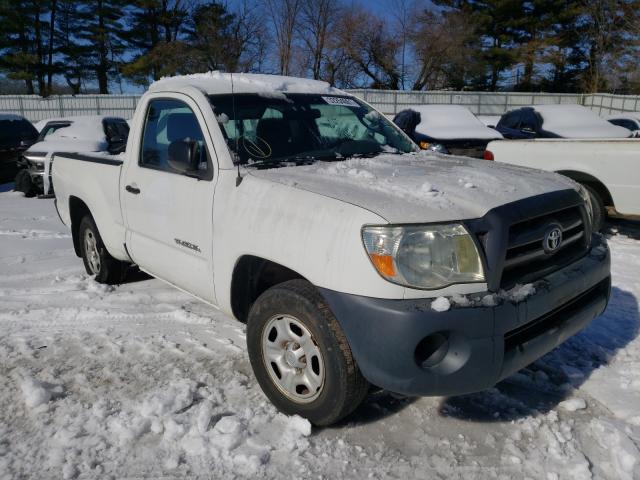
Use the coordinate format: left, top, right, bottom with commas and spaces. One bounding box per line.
0, 95, 140, 122
1, 91, 639, 121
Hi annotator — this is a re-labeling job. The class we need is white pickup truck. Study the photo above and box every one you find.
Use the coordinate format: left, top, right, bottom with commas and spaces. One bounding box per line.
485, 138, 640, 229
52, 72, 611, 426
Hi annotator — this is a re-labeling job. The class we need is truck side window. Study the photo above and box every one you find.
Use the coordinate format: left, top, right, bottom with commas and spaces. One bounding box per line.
140, 99, 212, 180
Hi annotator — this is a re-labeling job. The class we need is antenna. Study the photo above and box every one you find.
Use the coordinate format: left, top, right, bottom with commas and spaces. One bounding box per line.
231, 71, 243, 187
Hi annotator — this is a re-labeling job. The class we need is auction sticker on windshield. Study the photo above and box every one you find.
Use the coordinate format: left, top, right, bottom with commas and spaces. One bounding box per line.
322, 96, 360, 108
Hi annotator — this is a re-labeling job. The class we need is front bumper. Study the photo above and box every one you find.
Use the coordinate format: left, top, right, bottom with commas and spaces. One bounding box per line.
319, 235, 611, 396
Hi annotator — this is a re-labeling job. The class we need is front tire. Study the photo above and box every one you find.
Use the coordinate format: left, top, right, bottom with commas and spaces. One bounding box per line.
78, 215, 127, 284
582, 184, 605, 232
247, 279, 369, 426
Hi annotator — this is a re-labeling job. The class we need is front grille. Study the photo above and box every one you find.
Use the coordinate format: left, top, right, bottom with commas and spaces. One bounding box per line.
501, 206, 588, 288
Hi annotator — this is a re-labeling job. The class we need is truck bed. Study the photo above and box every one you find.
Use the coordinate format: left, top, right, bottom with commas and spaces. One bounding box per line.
486, 138, 640, 216
52, 152, 129, 261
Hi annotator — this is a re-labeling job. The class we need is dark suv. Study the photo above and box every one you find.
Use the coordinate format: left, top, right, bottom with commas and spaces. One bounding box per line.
0, 115, 38, 184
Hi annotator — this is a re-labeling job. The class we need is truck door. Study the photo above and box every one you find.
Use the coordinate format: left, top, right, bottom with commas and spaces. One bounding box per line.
121, 96, 216, 303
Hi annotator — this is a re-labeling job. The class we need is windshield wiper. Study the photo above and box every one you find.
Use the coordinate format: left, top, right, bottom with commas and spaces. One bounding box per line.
245, 153, 335, 169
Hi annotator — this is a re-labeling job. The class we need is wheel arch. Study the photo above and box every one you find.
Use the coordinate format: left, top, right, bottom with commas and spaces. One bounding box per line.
230, 255, 306, 323
556, 170, 614, 207
68, 196, 92, 257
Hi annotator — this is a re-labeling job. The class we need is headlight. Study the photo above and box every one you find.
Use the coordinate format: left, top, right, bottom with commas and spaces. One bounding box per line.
362, 224, 485, 289
576, 185, 594, 229
427, 143, 449, 154
418, 141, 449, 154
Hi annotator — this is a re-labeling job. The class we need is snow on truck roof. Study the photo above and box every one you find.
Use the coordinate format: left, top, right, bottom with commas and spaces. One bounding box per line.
407, 105, 503, 140
149, 71, 343, 96
530, 104, 631, 138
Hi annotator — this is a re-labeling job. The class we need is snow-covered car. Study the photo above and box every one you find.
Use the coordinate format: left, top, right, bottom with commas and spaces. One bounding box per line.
607, 113, 640, 137
52, 72, 610, 426
393, 105, 503, 158
16, 115, 129, 196
495, 105, 632, 139
477, 115, 502, 128
0, 114, 38, 184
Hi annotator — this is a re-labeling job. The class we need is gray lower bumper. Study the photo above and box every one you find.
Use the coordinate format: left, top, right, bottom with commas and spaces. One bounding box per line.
319, 235, 611, 396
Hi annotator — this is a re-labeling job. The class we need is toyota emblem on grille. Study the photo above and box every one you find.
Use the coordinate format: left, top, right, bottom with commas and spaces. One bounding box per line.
543, 225, 563, 253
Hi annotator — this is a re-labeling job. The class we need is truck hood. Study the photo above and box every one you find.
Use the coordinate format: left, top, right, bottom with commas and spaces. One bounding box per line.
248, 152, 579, 223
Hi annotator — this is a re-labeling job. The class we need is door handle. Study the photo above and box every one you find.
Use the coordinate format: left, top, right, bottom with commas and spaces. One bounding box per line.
125, 185, 141, 194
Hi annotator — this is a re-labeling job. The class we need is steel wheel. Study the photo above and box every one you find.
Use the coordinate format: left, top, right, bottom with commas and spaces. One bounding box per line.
262, 314, 325, 404
83, 229, 101, 275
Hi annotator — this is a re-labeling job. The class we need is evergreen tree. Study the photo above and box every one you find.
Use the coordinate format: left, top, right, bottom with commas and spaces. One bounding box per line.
0, 0, 52, 94
75, 0, 128, 94
121, 0, 189, 85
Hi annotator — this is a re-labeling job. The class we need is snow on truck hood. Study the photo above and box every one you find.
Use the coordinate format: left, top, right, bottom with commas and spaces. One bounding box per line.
249, 153, 578, 223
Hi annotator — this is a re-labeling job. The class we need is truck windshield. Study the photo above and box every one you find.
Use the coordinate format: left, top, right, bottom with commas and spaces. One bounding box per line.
208, 93, 416, 166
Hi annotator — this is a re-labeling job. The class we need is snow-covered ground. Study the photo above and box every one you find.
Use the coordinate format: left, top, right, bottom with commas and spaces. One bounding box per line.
1, 190, 639, 479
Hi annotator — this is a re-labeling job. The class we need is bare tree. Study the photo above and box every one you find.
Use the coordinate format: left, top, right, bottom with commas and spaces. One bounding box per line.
335, 5, 401, 89
262, 0, 301, 75
388, 0, 420, 89
232, 0, 269, 72
297, 0, 338, 80
410, 11, 476, 90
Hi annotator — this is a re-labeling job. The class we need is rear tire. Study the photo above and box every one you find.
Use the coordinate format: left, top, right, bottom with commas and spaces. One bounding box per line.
78, 215, 128, 284
582, 183, 605, 232
247, 279, 369, 426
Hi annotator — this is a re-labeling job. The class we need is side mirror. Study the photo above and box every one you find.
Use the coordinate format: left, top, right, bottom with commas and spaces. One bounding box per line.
168, 139, 198, 173
107, 135, 127, 155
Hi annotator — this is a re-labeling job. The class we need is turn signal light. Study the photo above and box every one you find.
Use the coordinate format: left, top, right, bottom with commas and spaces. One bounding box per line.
368, 253, 396, 277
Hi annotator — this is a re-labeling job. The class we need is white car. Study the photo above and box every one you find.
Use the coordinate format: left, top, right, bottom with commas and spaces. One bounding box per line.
51, 72, 610, 426
17, 115, 129, 196
393, 105, 503, 158
607, 113, 640, 137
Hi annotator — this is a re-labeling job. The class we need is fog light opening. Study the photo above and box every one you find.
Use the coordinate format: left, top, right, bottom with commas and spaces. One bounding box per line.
415, 332, 450, 369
